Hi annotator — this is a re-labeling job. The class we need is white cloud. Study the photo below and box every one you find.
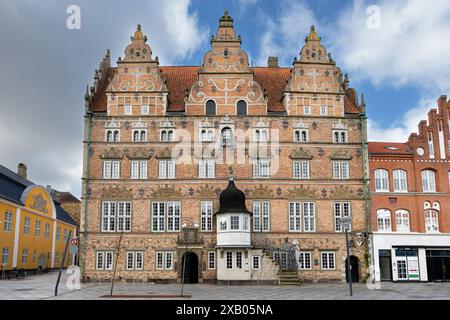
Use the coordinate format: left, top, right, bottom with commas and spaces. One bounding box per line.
256, 0, 317, 66
367, 97, 437, 142
332, 0, 450, 91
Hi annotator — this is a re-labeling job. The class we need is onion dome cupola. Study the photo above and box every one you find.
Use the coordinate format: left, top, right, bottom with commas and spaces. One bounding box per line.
216, 178, 252, 248
217, 179, 252, 215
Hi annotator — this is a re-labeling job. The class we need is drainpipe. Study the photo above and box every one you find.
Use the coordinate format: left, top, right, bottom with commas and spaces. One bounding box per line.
359, 95, 371, 278
82, 111, 92, 279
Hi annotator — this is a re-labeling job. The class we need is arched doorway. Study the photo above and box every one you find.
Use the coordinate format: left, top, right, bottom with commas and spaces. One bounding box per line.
182, 252, 199, 284
346, 256, 360, 283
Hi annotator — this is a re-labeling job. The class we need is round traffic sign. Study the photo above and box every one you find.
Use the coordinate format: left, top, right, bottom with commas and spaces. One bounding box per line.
71, 238, 79, 246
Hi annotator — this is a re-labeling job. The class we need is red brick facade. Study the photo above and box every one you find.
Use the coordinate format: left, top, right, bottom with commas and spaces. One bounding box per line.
80, 13, 369, 283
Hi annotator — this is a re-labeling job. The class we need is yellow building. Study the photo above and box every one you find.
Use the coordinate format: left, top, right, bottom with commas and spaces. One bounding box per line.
0, 164, 77, 275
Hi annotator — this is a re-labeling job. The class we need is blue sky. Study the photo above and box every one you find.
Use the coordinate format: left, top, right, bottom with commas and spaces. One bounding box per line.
0, 0, 449, 196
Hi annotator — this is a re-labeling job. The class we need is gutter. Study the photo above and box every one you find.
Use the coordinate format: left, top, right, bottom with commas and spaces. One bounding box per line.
81, 111, 92, 279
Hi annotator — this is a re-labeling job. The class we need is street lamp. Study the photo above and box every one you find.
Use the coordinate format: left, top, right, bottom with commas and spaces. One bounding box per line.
339, 216, 353, 297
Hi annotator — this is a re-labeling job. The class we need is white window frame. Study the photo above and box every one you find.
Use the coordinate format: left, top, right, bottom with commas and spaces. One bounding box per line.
304, 105, 311, 115
321, 252, 336, 270
253, 201, 270, 232
105, 129, 120, 142
375, 169, 390, 192
425, 210, 439, 233
56, 227, 61, 241
377, 209, 392, 232
293, 160, 310, 179
4, 212, 12, 232
303, 202, 316, 232
333, 130, 347, 143
126, 251, 144, 271
201, 201, 213, 232
334, 202, 352, 232
396, 210, 410, 232
320, 106, 328, 116
253, 160, 270, 179
294, 129, 308, 143
152, 201, 181, 232
159, 160, 175, 179
96, 251, 113, 270
22, 248, 28, 264
2, 248, 9, 264
132, 129, 147, 143
103, 160, 120, 179
200, 129, 214, 142
160, 129, 175, 142
101, 201, 132, 232
44, 223, 50, 239
254, 129, 269, 142
199, 160, 215, 179
141, 105, 149, 115
24, 217, 30, 235
156, 251, 174, 270
124, 105, 132, 115
131, 160, 148, 179
288, 202, 301, 232
299, 251, 312, 270
35, 220, 41, 237
333, 161, 349, 180
422, 170, 436, 192
393, 170, 408, 192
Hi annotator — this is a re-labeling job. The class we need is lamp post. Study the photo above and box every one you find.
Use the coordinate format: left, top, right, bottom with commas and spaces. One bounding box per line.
340, 216, 353, 297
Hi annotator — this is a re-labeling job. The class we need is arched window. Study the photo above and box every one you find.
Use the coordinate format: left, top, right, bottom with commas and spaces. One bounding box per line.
221, 127, 233, 147
168, 130, 174, 142
206, 100, 216, 116
161, 130, 168, 142
425, 210, 439, 233
106, 130, 113, 142
113, 130, 119, 142
237, 100, 247, 116
395, 210, 410, 232
422, 170, 436, 192
377, 209, 392, 231
140, 130, 147, 142
393, 170, 408, 192
374, 169, 389, 192
207, 130, 214, 141
133, 130, 140, 142
294, 130, 308, 143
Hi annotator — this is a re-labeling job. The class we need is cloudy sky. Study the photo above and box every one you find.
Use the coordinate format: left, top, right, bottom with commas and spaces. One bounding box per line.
1, 0, 449, 198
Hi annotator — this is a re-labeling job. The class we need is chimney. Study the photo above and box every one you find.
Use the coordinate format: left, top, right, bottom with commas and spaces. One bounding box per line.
17, 163, 27, 179
267, 56, 279, 68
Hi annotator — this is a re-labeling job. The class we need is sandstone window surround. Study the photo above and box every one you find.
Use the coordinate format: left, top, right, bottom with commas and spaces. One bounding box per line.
96, 251, 114, 270
132, 129, 147, 142
334, 202, 352, 232
253, 201, 270, 232
105, 129, 120, 142
126, 251, 144, 271
294, 129, 308, 143
156, 251, 174, 270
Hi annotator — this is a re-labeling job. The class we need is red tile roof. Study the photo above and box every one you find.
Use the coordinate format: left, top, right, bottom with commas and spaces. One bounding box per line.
368, 142, 412, 155
89, 66, 360, 114
160, 66, 199, 112
253, 67, 291, 113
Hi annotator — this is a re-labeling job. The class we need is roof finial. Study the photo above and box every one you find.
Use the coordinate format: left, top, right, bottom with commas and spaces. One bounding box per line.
306, 25, 320, 43
227, 163, 234, 181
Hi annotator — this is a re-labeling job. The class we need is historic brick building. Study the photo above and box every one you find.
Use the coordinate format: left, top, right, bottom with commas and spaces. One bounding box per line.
369, 96, 450, 282
80, 12, 369, 284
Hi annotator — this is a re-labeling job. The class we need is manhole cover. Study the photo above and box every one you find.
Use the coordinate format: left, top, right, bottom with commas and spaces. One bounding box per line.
14, 289, 34, 292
